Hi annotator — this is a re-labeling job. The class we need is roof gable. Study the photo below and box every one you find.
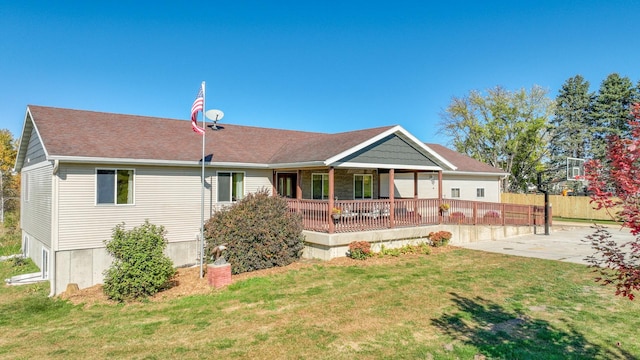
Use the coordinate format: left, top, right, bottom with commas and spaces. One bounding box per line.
334, 133, 439, 168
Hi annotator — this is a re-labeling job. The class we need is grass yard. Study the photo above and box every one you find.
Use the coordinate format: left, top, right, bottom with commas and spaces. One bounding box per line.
1, 242, 639, 359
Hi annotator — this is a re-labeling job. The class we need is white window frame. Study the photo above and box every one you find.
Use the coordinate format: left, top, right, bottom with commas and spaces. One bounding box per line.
217, 171, 245, 202
451, 188, 461, 198
42, 248, 49, 279
22, 235, 29, 257
354, 174, 373, 199
476, 188, 485, 198
311, 173, 329, 200
95, 168, 135, 205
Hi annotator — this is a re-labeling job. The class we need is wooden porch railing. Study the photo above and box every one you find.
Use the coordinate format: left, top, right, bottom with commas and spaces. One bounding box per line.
286, 198, 548, 233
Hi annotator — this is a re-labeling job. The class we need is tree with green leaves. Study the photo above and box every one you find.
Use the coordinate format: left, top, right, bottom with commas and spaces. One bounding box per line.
439, 85, 554, 192
0, 129, 20, 221
590, 73, 639, 160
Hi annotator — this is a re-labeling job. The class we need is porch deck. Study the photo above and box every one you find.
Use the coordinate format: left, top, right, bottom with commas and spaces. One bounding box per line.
287, 198, 545, 234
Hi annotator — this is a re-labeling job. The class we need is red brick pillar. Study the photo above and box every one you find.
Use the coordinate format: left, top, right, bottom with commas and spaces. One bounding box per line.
207, 263, 232, 289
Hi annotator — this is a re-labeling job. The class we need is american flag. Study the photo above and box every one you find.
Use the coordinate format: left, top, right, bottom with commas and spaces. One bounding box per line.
191, 85, 205, 134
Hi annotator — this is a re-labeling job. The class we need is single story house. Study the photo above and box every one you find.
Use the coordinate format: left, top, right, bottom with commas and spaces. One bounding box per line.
15, 105, 517, 295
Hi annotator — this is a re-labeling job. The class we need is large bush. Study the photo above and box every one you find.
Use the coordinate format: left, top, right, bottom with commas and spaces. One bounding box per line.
103, 220, 175, 302
204, 189, 305, 274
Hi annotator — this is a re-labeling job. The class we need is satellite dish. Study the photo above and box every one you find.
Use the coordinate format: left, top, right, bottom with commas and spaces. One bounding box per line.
205, 109, 224, 121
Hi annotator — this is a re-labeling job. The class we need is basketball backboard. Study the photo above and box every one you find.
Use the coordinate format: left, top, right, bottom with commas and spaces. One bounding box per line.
566, 157, 585, 181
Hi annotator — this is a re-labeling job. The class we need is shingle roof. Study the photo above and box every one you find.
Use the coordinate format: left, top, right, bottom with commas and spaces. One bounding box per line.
425, 143, 506, 174
26, 105, 395, 165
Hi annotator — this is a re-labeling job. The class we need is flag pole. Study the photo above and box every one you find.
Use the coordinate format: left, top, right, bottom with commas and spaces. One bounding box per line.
200, 81, 206, 279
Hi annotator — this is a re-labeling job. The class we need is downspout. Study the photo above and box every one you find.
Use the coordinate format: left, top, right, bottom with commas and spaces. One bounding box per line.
48, 160, 59, 297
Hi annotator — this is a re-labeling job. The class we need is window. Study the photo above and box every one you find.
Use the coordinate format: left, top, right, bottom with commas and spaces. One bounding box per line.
42, 248, 49, 279
218, 172, 244, 202
96, 169, 134, 205
312, 173, 329, 200
22, 235, 29, 257
451, 188, 461, 198
354, 174, 373, 199
477, 188, 485, 198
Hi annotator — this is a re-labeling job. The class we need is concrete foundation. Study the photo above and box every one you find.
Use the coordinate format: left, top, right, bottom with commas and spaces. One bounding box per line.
302, 224, 537, 260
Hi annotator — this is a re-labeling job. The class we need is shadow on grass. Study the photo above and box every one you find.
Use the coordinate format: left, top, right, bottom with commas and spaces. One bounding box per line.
432, 292, 632, 360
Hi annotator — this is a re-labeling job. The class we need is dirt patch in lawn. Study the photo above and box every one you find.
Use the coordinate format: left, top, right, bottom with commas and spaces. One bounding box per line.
59, 246, 457, 307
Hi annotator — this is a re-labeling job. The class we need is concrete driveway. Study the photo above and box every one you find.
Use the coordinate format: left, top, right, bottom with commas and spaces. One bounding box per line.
458, 222, 637, 265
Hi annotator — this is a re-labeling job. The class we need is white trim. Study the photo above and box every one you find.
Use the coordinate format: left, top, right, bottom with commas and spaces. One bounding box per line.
49, 155, 271, 169
353, 174, 373, 200
442, 170, 507, 177
268, 161, 327, 169
15, 108, 51, 172
311, 172, 329, 200
216, 170, 246, 203
95, 168, 136, 206
20, 160, 53, 172
331, 161, 442, 171
22, 234, 29, 257
42, 248, 50, 280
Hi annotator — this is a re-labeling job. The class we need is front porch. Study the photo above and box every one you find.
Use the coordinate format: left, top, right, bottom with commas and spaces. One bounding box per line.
286, 198, 545, 234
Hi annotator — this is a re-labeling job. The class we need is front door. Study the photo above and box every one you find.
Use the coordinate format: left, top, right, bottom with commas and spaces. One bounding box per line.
277, 173, 297, 198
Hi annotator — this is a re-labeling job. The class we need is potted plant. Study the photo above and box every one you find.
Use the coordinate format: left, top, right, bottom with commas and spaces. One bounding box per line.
331, 207, 342, 220
439, 203, 450, 214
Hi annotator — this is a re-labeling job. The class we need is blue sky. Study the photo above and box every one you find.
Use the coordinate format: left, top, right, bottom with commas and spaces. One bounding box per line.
1, 1, 639, 145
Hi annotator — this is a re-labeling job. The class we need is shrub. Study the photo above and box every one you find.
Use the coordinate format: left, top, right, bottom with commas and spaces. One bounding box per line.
377, 242, 431, 257
103, 220, 176, 302
347, 241, 372, 260
428, 231, 452, 247
204, 189, 305, 275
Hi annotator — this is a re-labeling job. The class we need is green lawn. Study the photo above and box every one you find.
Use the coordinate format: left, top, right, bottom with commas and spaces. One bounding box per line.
1, 247, 639, 359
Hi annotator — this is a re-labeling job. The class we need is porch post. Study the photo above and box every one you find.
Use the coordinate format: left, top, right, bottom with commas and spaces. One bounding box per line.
389, 168, 395, 228
328, 167, 335, 234
272, 171, 277, 196
438, 170, 443, 199
296, 170, 302, 199
413, 171, 418, 199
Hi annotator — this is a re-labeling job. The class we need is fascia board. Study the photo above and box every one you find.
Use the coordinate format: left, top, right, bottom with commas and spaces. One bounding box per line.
442, 170, 508, 177
267, 161, 328, 169
332, 162, 443, 171
15, 108, 50, 172
49, 156, 270, 169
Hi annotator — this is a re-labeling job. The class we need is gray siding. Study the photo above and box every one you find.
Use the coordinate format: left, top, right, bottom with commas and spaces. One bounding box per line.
338, 134, 438, 167
25, 130, 47, 166
56, 164, 273, 252
21, 164, 53, 247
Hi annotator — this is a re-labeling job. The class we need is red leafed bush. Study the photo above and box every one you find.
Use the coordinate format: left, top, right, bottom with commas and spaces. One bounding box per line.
584, 103, 640, 300
428, 231, 452, 247
347, 241, 372, 260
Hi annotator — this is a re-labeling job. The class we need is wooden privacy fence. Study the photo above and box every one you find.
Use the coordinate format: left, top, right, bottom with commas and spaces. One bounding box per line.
287, 198, 545, 234
501, 193, 621, 221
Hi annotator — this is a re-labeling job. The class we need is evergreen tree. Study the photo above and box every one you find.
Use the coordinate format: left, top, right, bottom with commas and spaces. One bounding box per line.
591, 73, 638, 159
548, 75, 594, 179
